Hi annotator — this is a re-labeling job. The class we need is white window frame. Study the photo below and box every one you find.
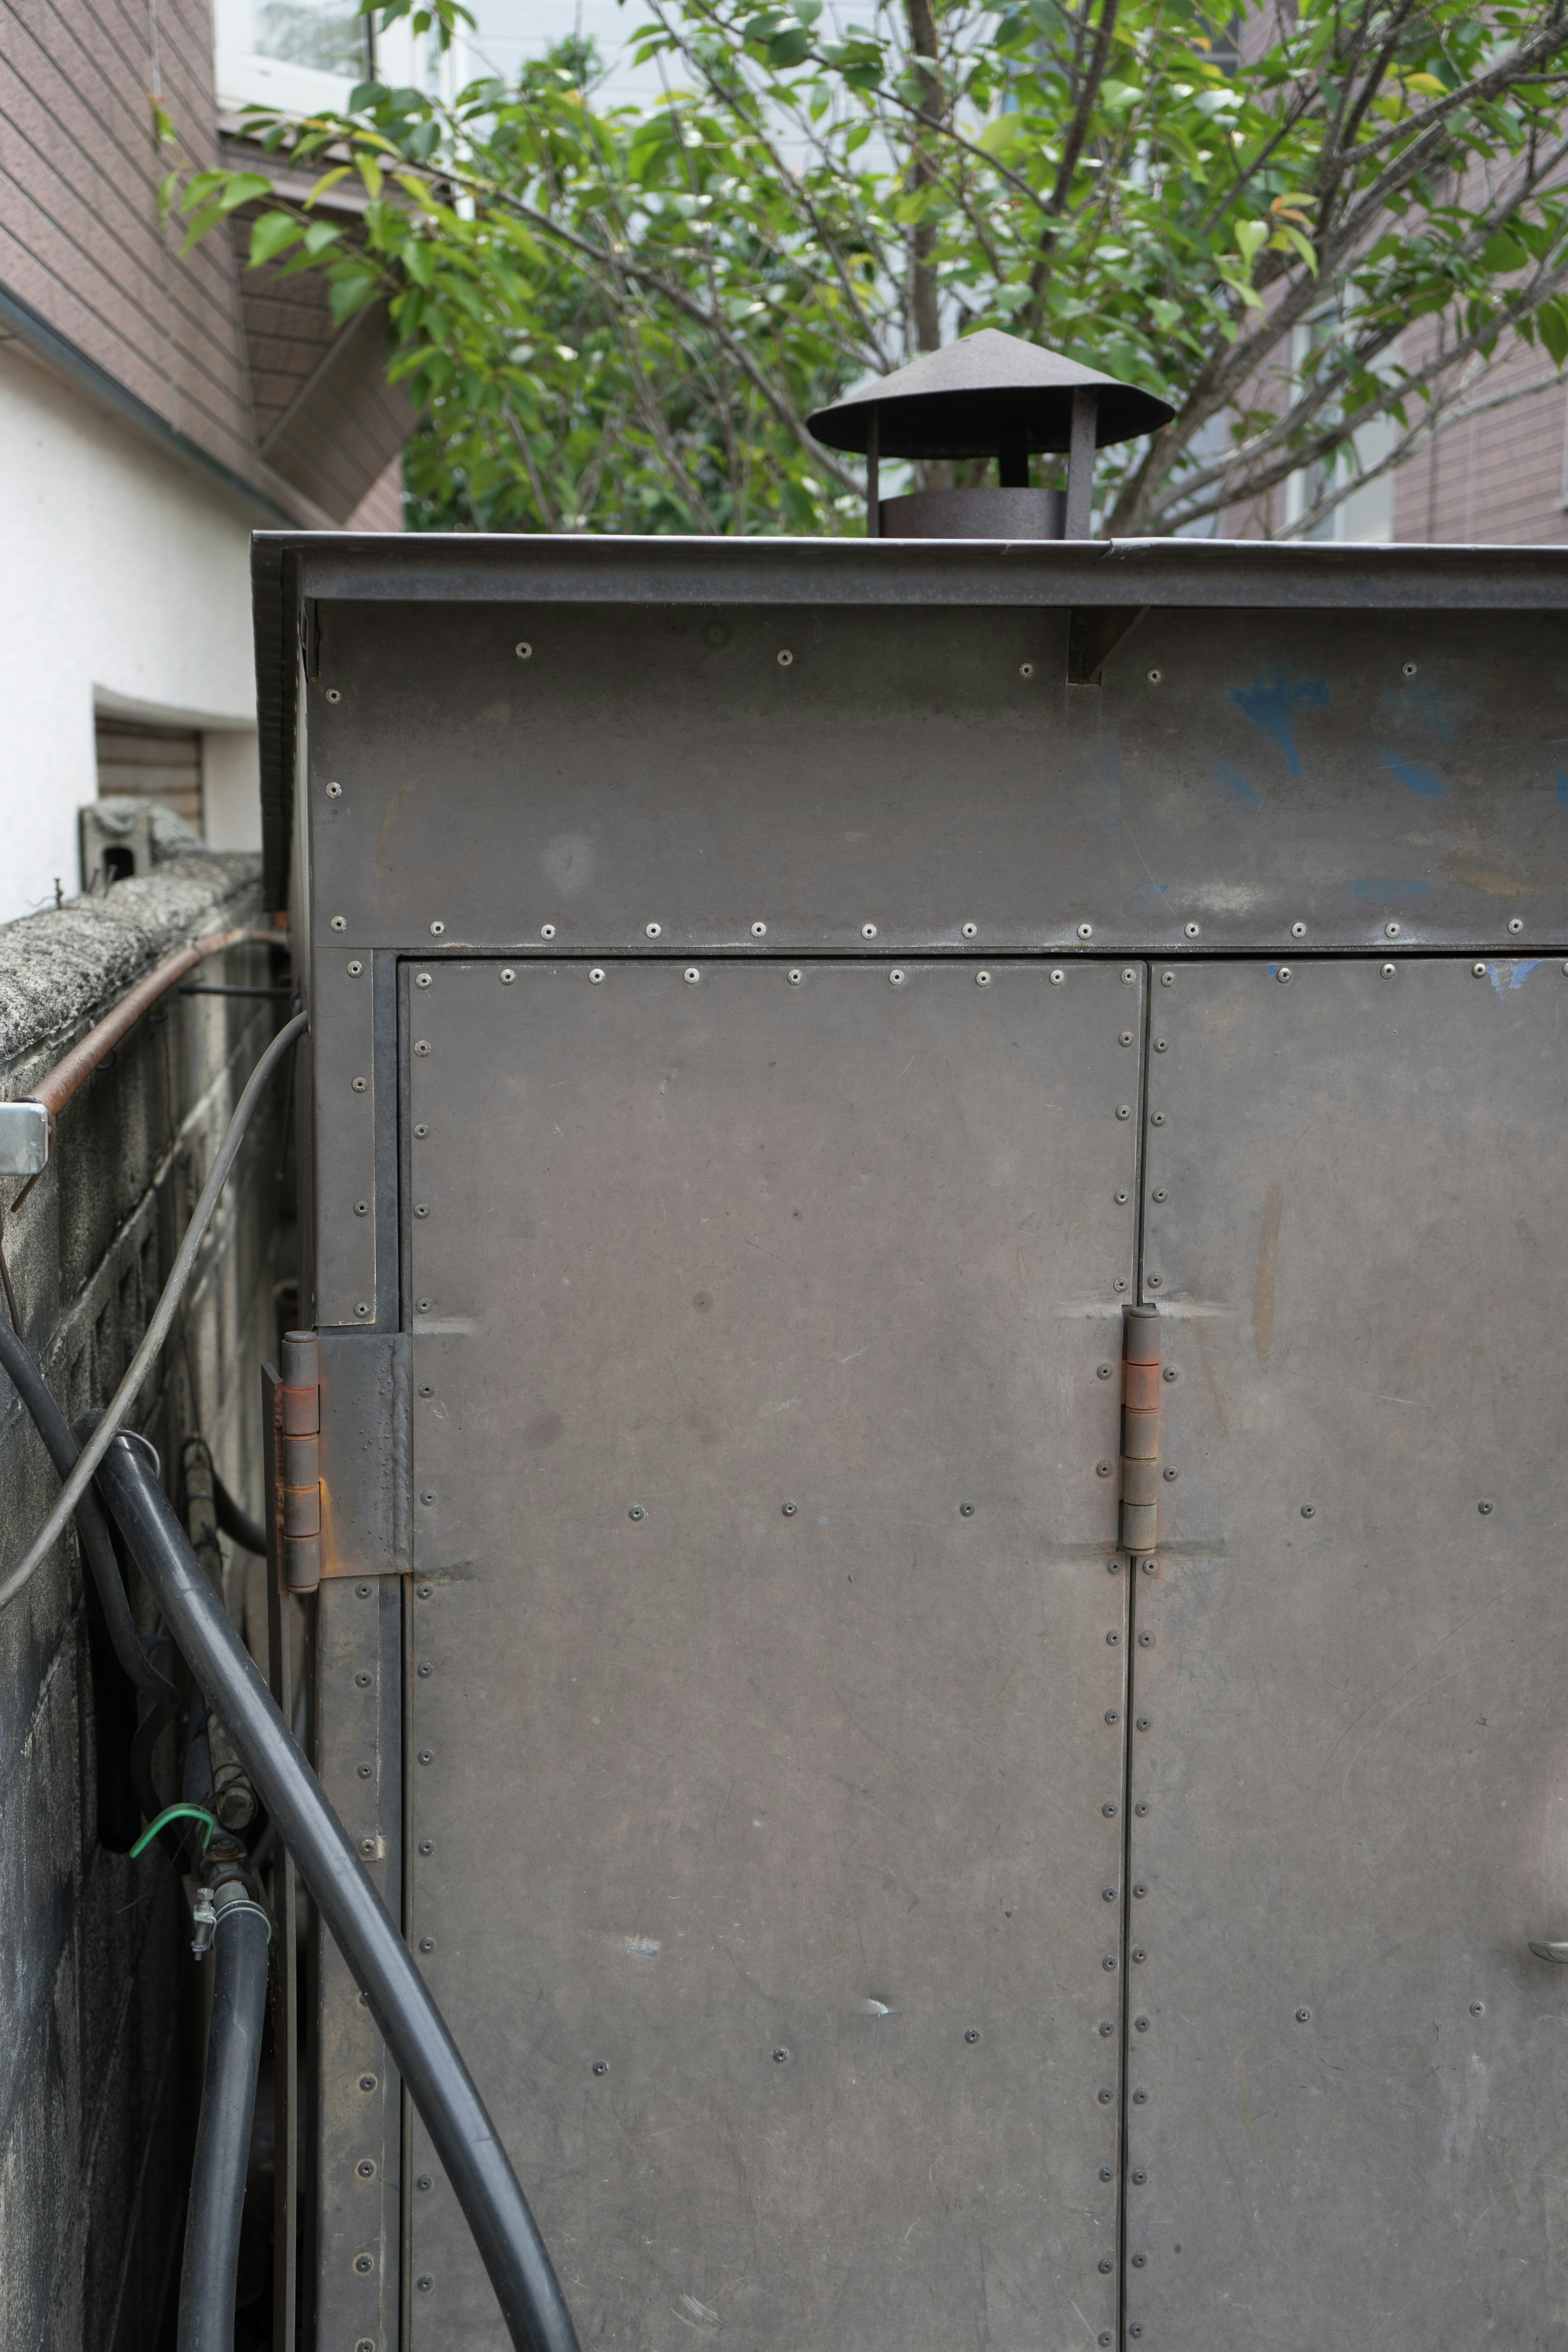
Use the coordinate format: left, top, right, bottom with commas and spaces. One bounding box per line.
214, 0, 453, 119
1284, 312, 1397, 544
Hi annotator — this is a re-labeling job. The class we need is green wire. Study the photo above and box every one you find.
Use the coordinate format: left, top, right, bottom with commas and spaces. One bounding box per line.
129, 1803, 218, 1859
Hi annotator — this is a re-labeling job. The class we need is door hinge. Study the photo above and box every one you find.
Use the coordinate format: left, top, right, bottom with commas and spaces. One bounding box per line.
277, 1328, 321, 1593
1119, 1303, 1160, 1554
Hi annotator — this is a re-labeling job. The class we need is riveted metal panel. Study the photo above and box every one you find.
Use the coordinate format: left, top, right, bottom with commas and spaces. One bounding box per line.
301, 599, 1568, 959
403, 956, 1142, 2348
316, 1329, 412, 1578
1127, 955, 1568, 2349
312, 947, 378, 1326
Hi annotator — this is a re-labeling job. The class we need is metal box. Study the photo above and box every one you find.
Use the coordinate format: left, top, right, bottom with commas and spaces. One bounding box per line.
256, 532, 1568, 2351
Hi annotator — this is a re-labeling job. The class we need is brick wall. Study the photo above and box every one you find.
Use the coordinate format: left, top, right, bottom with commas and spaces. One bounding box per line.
0, 857, 291, 2350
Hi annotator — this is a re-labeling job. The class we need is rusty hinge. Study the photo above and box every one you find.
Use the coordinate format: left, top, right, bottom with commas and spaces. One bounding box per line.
276, 1328, 322, 1594
1119, 1302, 1160, 1555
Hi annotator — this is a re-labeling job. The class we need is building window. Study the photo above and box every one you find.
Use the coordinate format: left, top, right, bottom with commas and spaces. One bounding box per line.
213, 0, 443, 117
250, 0, 370, 77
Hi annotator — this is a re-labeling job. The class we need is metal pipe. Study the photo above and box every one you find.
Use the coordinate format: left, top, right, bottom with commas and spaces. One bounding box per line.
22, 925, 286, 1128
1065, 386, 1098, 539
179, 1884, 272, 2352
93, 1435, 583, 2352
212, 1470, 269, 1561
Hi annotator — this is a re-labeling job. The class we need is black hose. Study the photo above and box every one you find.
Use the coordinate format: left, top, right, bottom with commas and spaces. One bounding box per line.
0, 1314, 176, 1704
211, 1472, 268, 1561
179, 1886, 271, 2352
94, 1434, 582, 2352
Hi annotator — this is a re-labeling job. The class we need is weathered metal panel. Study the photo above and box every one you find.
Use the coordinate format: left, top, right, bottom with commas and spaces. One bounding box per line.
1128, 954, 1568, 2348
304, 600, 1568, 959
403, 956, 1142, 2347
312, 947, 378, 1327
317, 1329, 412, 1579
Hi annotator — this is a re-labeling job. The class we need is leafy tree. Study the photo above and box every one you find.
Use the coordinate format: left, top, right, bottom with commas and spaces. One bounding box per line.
170, 0, 1568, 535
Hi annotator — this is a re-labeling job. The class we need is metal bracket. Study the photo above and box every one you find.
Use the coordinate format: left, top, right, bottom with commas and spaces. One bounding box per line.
278, 1329, 322, 1594
1067, 605, 1149, 686
1119, 1302, 1160, 1554
189, 1884, 217, 1959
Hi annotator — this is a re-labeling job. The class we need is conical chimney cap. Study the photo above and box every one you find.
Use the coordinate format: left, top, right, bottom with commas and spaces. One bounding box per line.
807, 327, 1173, 460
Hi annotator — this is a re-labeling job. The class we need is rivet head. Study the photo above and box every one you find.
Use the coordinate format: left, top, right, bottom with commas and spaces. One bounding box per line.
1152, 1037, 1167, 1051
516, 641, 532, 659
589, 968, 605, 984
1470, 2001, 1485, 2016
1115, 1190, 1129, 1205
976, 970, 992, 986
418, 1661, 433, 1677
415, 1297, 431, 1311
419, 1839, 433, 1854
325, 687, 341, 704
540, 923, 556, 939
1277, 966, 1292, 984
1131, 2169, 1147, 2184
419, 1936, 435, 1953
1131, 2250, 1147, 2264
356, 1582, 372, 1597
1147, 668, 1162, 685
861, 923, 878, 938
1130, 2328, 1143, 2341
1096, 1462, 1114, 1479
1136, 1714, 1151, 1729
1078, 923, 1094, 940
644, 921, 664, 939
1150, 1111, 1165, 1126
1402, 660, 1417, 676
1474, 962, 1488, 977
417, 2276, 434, 2292
1160, 970, 1174, 986
1102, 1801, 1118, 1816
501, 967, 514, 983
1097, 1364, 1113, 1380
1051, 969, 1065, 984
414, 1123, 428, 1138
1098, 2087, 1113, 2104
1478, 1499, 1494, 1514
416, 971, 432, 988
1184, 921, 1200, 938
354, 1302, 370, 1317
1381, 962, 1397, 978
1105, 1707, 1120, 1722
1296, 2007, 1312, 2022
1292, 921, 1307, 938
1099, 2020, 1114, 2036
1133, 2089, 1147, 2103
772, 2047, 789, 2063
325, 779, 342, 797
593, 2060, 609, 2074
628, 1505, 645, 1520
357, 2158, 376, 2179
959, 1501, 975, 1515
414, 1203, 429, 1218
1133, 1882, 1147, 1897
1152, 1188, 1166, 1202
965, 2027, 981, 2043
889, 969, 906, 985
416, 2176, 432, 2192
1138, 1631, 1155, 1648
1114, 1277, 1127, 1291
1509, 917, 1524, 935
1102, 1887, 1117, 1902
1106, 1631, 1121, 1647
429, 920, 445, 936
1121, 967, 1136, 984
1161, 1466, 1177, 1483
354, 1201, 368, 1217
414, 1039, 430, 1055
1116, 1105, 1131, 1120
1162, 1365, 1177, 1383
359, 1838, 375, 1857
962, 923, 978, 938
417, 1585, 433, 1598
1098, 2258, 1114, 2274
354, 2253, 374, 2274
1147, 1274, 1163, 1289
752, 921, 767, 938
347, 959, 363, 976
1019, 662, 1036, 679
1385, 921, 1401, 938
788, 967, 804, 984
417, 1750, 433, 1766
1301, 1503, 1316, 1518
777, 649, 793, 667
1120, 1031, 1134, 1046
684, 967, 701, 984
354, 1670, 372, 1688
1100, 2166, 1114, 2181
356, 1761, 373, 1781
352, 1076, 368, 1092
1134, 1802, 1148, 1815
359, 2074, 378, 2093
420, 1488, 435, 1505
1102, 1955, 1117, 1971
330, 915, 347, 932
781, 1501, 797, 1516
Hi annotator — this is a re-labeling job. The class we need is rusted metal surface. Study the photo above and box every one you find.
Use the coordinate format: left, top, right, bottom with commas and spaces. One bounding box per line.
23, 925, 281, 1120
1128, 955, 1568, 2349
316, 1330, 412, 1579
403, 956, 1140, 2346
1119, 1303, 1160, 1555
279, 1328, 321, 1594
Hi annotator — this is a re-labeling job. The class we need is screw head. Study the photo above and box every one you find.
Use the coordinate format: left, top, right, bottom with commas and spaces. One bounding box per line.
593, 2059, 609, 2074
646, 922, 662, 938
540, 923, 556, 939
1478, 1499, 1494, 1514
330, 915, 347, 932
965, 2027, 981, 2042
752, 921, 767, 937
959, 1501, 975, 1515
516, 641, 532, 659
777, 649, 793, 667
781, 1501, 797, 1516
1078, 923, 1094, 940
772, 2047, 789, 2063
962, 922, 977, 938
976, 970, 992, 986
1292, 921, 1307, 938
1296, 2007, 1312, 2022
628, 1505, 645, 1520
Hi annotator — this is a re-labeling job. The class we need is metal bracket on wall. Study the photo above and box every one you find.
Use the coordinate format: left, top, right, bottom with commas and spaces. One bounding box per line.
278, 1328, 322, 1594
1119, 1303, 1160, 1554
1068, 605, 1149, 685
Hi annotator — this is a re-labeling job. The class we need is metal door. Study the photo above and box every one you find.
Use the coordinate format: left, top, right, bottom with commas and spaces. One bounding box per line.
1127, 954, 1568, 2348
404, 955, 1143, 2347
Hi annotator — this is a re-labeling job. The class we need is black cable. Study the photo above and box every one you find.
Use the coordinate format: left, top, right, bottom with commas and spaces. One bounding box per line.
178, 1886, 271, 2352
94, 1434, 582, 2352
211, 1472, 269, 1561
0, 1314, 176, 1703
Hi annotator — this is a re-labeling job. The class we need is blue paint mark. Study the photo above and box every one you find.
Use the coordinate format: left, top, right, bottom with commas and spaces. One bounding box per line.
1230, 669, 1330, 777
1379, 751, 1447, 799
1349, 878, 1431, 902
1557, 772, 1568, 804
1488, 958, 1540, 997
1212, 760, 1261, 807
1378, 679, 1477, 742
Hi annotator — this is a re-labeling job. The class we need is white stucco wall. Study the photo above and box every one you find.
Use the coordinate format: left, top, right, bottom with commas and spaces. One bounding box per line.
0, 343, 264, 924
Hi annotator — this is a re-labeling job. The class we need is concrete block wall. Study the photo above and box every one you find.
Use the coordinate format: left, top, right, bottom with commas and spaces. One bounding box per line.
0, 854, 292, 2350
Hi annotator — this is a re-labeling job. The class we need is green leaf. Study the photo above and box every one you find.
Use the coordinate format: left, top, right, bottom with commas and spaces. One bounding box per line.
977, 111, 1029, 155
327, 269, 381, 324
766, 27, 812, 66
1481, 232, 1527, 274
1232, 218, 1269, 275
1539, 300, 1568, 371
248, 210, 303, 265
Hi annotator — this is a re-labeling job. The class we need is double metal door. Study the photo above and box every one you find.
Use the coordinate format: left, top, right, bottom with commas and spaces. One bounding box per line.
400, 950, 1568, 2349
